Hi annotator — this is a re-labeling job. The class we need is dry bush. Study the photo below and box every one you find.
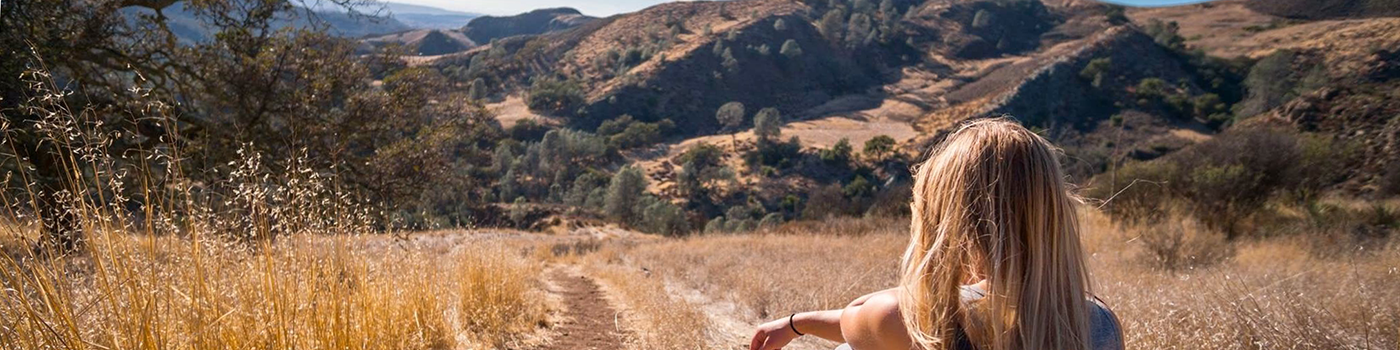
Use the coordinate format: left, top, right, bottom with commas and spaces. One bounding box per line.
1129, 212, 1234, 271
1089, 128, 1354, 239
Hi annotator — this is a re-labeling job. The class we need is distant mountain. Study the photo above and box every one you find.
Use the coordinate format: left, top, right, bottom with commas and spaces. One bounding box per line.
364, 29, 477, 55
460, 8, 596, 44
123, 2, 413, 44
380, 2, 481, 29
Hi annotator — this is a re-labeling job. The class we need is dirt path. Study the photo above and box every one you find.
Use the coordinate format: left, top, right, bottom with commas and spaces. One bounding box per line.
535, 267, 629, 350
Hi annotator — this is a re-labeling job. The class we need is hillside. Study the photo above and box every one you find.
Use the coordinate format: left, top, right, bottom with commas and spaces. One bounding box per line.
1244, 0, 1400, 19
461, 8, 598, 44
1129, 0, 1400, 194
411, 0, 1400, 229
429, 0, 1249, 198
364, 29, 477, 55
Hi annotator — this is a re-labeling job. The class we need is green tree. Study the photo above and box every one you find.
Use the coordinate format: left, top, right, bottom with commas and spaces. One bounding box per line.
753, 107, 783, 142
604, 166, 648, 225
722, 48, 740, 72
863, 135, 896, 162
1080, 57, 1112, 88
469, 77, 488, 100
1237, 50, 1297, 118
818, 9, 847, 43
774, 18, 789, 31
677, 143, 733, 202
526, 76, 585, 116
780, 40, 804, 59
640, 199, 690, 235
716, 102, 747, 144
822, 138, 854, 164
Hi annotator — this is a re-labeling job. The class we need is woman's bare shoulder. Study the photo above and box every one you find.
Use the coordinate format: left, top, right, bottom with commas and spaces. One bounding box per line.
841, 290, 913, 350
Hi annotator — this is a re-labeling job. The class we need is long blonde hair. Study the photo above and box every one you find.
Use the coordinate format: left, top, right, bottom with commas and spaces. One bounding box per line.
898, 118, 1091, 350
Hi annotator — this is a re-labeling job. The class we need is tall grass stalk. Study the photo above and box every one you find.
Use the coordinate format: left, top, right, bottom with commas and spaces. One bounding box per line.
0, 68, 546, 349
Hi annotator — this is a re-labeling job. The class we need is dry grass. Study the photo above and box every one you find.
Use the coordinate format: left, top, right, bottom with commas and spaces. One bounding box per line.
0, 229, 548, 349
0, 70, 549, 350
588, 211, 1399, 350
583, 251, 711, 349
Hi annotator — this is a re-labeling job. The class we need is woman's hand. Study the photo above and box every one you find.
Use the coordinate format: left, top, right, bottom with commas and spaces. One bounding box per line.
749, 316, 801, 350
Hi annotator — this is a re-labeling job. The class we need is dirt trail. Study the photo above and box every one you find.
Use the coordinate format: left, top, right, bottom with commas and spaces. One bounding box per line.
535, 267, 629, 350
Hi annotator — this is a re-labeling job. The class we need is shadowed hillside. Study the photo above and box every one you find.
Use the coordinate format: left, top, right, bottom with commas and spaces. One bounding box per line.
462, 8, 598, 44
1245, 0, 1400, 19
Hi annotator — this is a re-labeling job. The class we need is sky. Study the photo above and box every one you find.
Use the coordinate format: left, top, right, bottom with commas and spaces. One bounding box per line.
397, 0, 1217, 17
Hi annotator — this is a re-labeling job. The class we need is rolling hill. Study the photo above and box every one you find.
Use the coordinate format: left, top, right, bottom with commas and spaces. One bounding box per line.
425, 0, 1400, 198
460, 8, 598, 44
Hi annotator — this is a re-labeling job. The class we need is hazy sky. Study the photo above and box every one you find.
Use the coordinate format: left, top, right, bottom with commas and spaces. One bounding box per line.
398, 0, 1216, 17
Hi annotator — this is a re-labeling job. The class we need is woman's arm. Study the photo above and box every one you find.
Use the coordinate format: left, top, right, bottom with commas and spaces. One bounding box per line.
749, 289, 902, 350
840, 289, 913, 350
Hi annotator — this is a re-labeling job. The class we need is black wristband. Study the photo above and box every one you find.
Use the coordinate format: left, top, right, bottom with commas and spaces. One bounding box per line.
788, 313, 804, 336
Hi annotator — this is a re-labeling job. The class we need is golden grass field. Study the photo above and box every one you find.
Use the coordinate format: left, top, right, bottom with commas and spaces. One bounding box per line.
0, 228, 549, 349
3, 206, 1397, 350
582, 211, 1400, 350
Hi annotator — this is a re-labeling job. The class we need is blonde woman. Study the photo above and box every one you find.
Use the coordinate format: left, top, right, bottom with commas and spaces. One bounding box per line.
749, 119, 1123, 350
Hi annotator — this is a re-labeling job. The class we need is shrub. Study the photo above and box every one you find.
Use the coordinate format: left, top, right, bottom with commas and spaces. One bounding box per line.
821, 138, 854, 164
747, 135, 802, 171
802, 184, 856, 219
1136, 78, 1170, 98
721, 48, 740, 72
1094, 128, 1352, 238
509, 197, 530, 227
704, 216, 727, 233
1133, 212, 1234, 271
640, 199, 689, 236
525, 77, 585, 116
565, 171, 607, 207
818, 10, 846, 42
1190, 93, 1231, 127
716, 102, 746, 133
1143, 19, 1185, 51
780, 40, 804, 58
677, 143, 733, 202
1080, 57, 1112, 88
468, 77, 488, 100
842, 175, 875, 199
1091, 160, 1176, 225
1236, 50, 1297, 118
508, 118, 550, 141
596, 114, 637, 136
757, 213, 784, 230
